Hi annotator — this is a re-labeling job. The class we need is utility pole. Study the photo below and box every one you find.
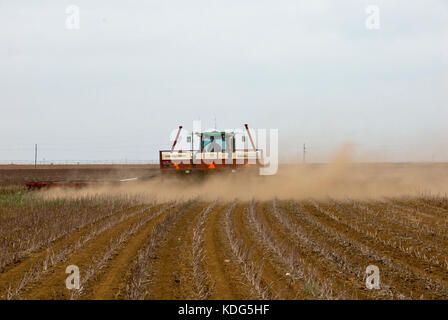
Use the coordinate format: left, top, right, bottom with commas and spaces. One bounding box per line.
303, 143, 306, 164
191, 130, 194, 162
34, 144, 37, 168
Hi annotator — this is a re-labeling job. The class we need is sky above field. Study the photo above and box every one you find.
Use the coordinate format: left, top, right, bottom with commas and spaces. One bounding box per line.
1, 0, 447, 163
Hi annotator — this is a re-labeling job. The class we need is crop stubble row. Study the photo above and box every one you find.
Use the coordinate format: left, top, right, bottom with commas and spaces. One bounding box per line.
1, 198, 447, 299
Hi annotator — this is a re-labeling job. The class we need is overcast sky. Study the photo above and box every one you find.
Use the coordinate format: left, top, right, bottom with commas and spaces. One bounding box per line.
1, 0, 447, 163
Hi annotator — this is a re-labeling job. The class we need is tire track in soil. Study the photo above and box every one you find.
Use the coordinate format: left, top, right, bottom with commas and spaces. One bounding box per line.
202, 204, 252, 299
301, 201, 448, 299
20, 204, 168, 299
147, 202, 206, 299
86, 205, 177, 299
0, 204, 149, 299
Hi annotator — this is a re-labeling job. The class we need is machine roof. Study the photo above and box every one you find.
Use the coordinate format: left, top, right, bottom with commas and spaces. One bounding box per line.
201, 131, 228, 136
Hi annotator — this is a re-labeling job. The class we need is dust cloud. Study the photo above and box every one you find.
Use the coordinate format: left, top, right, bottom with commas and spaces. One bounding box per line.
41, 147, 448, 203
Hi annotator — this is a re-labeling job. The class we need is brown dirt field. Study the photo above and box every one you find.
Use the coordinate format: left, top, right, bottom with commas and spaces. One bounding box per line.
1, 165, 448, 300
20, 205, 163, 299
0, 204, 144, 298
0, 165, 158, 186
2, 197, 448, 299
231, 203, 298, 299
202, 204, 252, 299
259, 202, 374, 299
147, 202, 207, 299
86, 206, 173, 300
278, 201, 406, 299
321, 201, 448, 291
298, 201, 448, 299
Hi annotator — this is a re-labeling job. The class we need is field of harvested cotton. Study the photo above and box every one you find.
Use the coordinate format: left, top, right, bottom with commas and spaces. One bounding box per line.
1, 165, 448, 300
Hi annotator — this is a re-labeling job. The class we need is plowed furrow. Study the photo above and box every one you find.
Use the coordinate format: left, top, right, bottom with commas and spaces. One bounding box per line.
0, 202, 135, 272
232, 202, 308, 299
222, 203, 271, 299
85, 205, 179, 299
418, 198, 448, 214
277, 200, 397, 299
246, 201, 323, 299
304, 201, 448, 299
146, 202, 206, 299
191, 202, 217, 299
337, 201, 448, 269
386, 201, 447, 227
281, 201, 408, 299
124, 201, 195, 300
413, 199, 448, 217
317, 201, 448, 292
20, 204, 168, 299
202, 203, 252, 299
264, 200, 380, 299
354, 201, 448, 247
0, 204, 139, 273
0, 205, 154, 299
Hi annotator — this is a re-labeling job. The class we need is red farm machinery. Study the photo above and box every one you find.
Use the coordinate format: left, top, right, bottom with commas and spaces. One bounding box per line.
159, 124, 263, 175
25, 180, 91, 190
25, 123, 263, 190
